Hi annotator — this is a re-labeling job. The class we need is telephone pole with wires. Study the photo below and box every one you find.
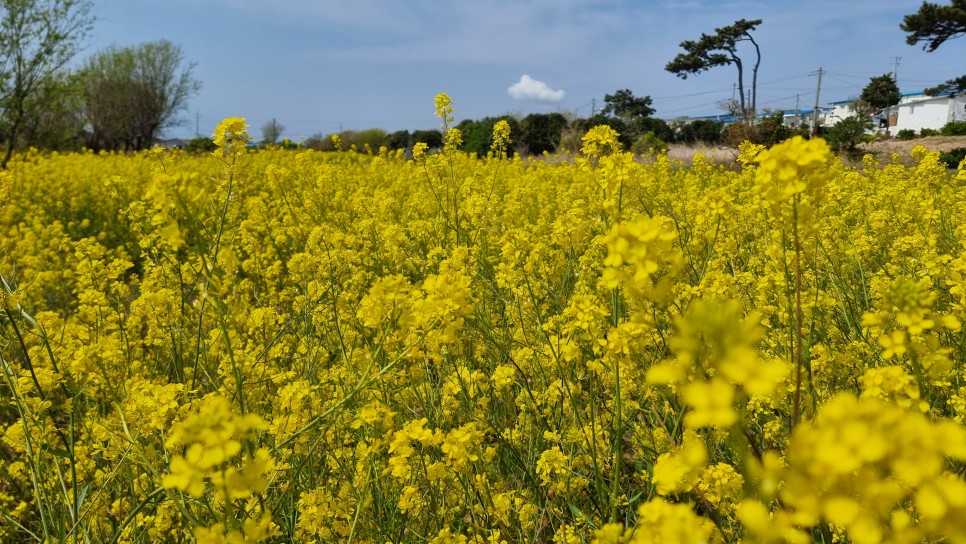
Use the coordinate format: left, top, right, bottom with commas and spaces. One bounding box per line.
811, 67, 823, 137
795, 94, 800, 128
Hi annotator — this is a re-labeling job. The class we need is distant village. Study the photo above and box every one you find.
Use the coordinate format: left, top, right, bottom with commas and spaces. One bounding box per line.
677, 90, 966, 137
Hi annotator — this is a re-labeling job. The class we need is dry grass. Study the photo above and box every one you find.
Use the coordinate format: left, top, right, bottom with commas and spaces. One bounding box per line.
665, 143, 738, 165
664, 135, 966, 168
856, 135, 966, 164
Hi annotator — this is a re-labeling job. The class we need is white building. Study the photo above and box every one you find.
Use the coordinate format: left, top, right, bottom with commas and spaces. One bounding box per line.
886, 92, 966, 133
825, 99, 861, 126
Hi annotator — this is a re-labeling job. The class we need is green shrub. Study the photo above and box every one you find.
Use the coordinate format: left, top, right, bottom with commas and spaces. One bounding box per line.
303, 133, 334, 151
356, 128, 388, 152
824, 116, 874, 152
520, 113, 568, 155
635, 117, 675, 143
722, 111, 792, 148
631, 131, 668, 155
386, 130, 411, 150
941, 121, 966, 136
896, 129, 917, 140
920, 128, 940, 137
185, 136, 216, 153
940, 147, 966, 168
677, 119, 723, 145
411, 129, 443, 150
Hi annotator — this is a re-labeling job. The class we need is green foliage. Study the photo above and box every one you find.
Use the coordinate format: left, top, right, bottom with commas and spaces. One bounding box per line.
636, 117, 674, 143
520, 112, 568, 155
557, 123, 585, 155
939, 147, 966, 167
412, 129, 444, 149
601, 89, 655, 120
925, 75, 966, 95
666, 18, 763, 118
920, 128, 941, 136
676, 119, 723, 145
630, 131, 668, 155
356, 128, 388, 151
896, 128, 918, 140
824, 115, 874, 152
570, 111, 671, 152
324, 129, 389, 152
455, 116, 519, 156
901, 0, 966, 51
386, 130, 411, 150
261, 119, 285, 144
578, 115, 633, 149
721, 111, 791, 148
941, 120, 966, 135
79, 40, 201, 151
0, 0, 94, 167
859, 73, 901, 112
186, 136, 216, 153
15, 72, 85, 151
302, 133, 331, 151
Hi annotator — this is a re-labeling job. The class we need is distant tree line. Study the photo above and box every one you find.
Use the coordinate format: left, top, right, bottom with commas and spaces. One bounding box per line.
0, 0, 200, 167
2, 0, 962, 167
299, 90, 733, 158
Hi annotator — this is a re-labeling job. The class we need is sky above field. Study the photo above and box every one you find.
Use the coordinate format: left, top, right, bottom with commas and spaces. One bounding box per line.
89, 0, 963, 141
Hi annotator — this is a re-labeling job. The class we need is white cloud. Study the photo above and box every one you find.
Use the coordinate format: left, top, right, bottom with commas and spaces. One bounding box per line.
508, 75, 566, 102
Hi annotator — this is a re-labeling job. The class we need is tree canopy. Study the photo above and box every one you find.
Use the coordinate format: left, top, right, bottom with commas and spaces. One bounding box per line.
666, 18, 762, 121
903, 1, 965, 104
520, 113, 568, 155
901, 0, 966, 51
79, 40, 200, 151
858, 73, 901, 113
261, 118, 285, 144
600, 89, 655, 120
0, 0, 93, 167
925, 75, 966, 95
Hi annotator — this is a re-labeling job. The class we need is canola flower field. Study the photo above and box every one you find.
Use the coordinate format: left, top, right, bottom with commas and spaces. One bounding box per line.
4, 95, 966, 543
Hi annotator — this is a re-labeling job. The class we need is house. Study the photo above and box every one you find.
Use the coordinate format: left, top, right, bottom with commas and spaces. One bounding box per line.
884, 91, 966, 133
823, 91, 966, 134
782, 109, 817, 130
824, 99, 861, 127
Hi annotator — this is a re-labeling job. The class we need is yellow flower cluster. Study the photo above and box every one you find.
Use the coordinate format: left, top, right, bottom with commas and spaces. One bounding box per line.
491, 119, 512, 156
163, 396, 271, 499
742, 394, 966, 543
753, 134, 832, 205
4, 98, 966, 542
211, 116, 252, 159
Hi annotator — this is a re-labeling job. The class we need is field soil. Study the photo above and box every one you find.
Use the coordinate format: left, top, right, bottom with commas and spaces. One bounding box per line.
858, 134, 966, 163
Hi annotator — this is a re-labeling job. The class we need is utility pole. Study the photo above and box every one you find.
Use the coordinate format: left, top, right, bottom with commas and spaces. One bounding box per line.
195, 111, 200, 137
811, 67, 823, 137
795, 94, 801, 128
591, 98, 596, 117
892, 57, 902, 96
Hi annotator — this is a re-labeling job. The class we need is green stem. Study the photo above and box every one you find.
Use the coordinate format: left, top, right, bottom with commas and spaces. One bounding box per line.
109, 487, 166, 544
792, 194, 804, 428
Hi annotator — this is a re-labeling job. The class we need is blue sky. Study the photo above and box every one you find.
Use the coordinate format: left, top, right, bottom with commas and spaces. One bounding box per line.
88, 0, 963, 141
